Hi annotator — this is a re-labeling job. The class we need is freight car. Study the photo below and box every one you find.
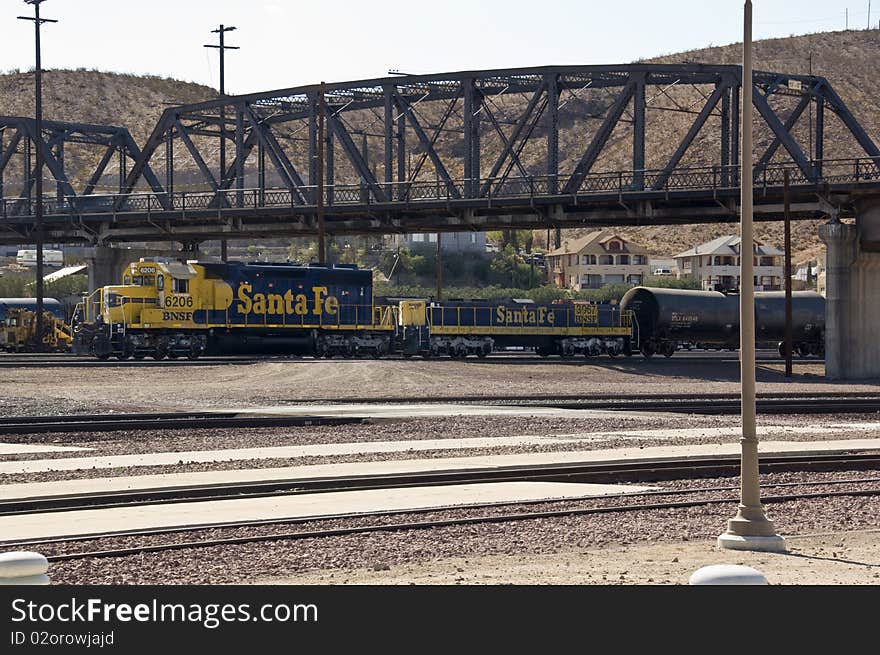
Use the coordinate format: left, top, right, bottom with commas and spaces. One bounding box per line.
396, 298, 634, 358
619, 286, 825, 358
72, 259, 396, 359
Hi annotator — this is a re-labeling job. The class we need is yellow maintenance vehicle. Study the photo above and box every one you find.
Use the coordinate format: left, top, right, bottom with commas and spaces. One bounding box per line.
0, 307, 73, 352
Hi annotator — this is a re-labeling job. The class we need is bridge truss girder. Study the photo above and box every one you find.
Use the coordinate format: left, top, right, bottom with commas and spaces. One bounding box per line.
119, 64, 879, 211
2, 64, 879, 245
0, 116, 162, 231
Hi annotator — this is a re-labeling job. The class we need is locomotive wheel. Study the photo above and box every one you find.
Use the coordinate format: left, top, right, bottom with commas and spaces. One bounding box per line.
662, 342, 675, 358
607, 349, 618, 358
116, 352, 131, 360
640, 343, 655, 359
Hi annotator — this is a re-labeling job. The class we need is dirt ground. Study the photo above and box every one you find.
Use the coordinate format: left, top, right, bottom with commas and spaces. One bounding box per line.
0, 356, 874, 416
276, 529, 880, 585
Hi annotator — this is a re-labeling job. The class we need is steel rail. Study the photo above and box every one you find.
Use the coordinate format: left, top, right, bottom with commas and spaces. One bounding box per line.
1, 394, 878, 434
37, 481, 880, 562
3, 453, 878, 516
0, 414, 363, 435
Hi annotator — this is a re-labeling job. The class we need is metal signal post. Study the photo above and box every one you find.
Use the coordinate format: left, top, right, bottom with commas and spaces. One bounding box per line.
783, 170, 793, 378
18, 0, 57, 351
316, 82, 326, 265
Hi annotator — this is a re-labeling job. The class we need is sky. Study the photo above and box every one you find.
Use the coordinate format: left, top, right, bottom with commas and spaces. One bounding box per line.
1, 0, 875, 94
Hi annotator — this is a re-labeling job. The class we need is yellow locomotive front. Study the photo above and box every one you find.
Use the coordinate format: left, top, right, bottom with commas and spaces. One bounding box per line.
73, 259, 216, 359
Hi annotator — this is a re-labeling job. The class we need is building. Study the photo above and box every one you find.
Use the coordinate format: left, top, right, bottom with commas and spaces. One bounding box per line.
390, 231, 486, 253
673, 236, 783, 292
546, 231, 650, 290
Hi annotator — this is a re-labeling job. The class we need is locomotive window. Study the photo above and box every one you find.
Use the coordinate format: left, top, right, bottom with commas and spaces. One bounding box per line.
157, 275, 164, 291
132, 276, 143, 286
124, 276, 131, 285
143, 276, 155, 286
173, 278, 189, 294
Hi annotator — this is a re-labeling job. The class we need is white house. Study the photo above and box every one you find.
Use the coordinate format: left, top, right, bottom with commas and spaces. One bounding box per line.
673, 236, 783, 292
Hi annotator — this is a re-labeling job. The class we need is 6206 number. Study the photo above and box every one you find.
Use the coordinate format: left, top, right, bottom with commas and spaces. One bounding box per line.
164, 295, 194, 308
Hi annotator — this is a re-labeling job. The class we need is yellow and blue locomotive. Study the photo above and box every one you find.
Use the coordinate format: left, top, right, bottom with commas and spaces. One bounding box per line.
72, 259, 396, 359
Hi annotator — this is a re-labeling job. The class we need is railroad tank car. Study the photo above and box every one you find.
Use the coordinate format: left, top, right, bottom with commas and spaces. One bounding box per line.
72, 259, 395, 359
396, 298, 634, 358
619, 286, 825, 358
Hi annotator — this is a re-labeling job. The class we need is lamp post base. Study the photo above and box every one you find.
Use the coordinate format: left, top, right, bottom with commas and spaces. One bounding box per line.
717, 532, 787, 552
718, 510, 787, 552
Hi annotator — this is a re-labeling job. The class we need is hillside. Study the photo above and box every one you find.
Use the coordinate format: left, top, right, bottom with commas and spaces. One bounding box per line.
2, 30, 879, 265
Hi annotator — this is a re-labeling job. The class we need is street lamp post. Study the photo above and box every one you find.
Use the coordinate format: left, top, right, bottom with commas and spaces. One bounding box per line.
717, 0, 786, 552
204, 24, 238, 262
18, 0, 57, 351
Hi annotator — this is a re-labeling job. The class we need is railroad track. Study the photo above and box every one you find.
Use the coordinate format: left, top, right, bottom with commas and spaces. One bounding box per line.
0, 356, 266, 368
0, 412, 363, 435
0, 351, 820, 368
14, 473, 880, 562
1, 393, 877, 435
3, 452, 880, 516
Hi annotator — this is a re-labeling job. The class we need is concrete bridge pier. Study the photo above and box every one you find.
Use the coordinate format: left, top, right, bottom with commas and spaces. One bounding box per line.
85, 246, 182, 292
819, 201, 880, 379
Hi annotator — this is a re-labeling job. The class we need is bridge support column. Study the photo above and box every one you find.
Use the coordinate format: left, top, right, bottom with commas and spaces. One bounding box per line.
84, 246, 180, 292
819, 204, 880, 380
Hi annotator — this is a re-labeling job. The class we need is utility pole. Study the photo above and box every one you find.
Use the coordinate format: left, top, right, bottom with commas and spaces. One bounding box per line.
19, 0, 57, 352
204, 24, 238, 263
718, 0, 786, 553
783, 170, 793, 378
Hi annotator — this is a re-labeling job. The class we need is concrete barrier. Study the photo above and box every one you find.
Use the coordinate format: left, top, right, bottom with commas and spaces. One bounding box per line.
689, 564, 768, 585
0, 551, 49, 585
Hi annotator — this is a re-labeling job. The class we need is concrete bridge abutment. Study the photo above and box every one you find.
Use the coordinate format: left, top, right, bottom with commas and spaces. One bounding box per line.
820, 200, 880, 379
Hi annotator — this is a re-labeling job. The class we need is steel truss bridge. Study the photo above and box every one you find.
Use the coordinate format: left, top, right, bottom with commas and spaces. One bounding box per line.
0, 63, 879, 246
